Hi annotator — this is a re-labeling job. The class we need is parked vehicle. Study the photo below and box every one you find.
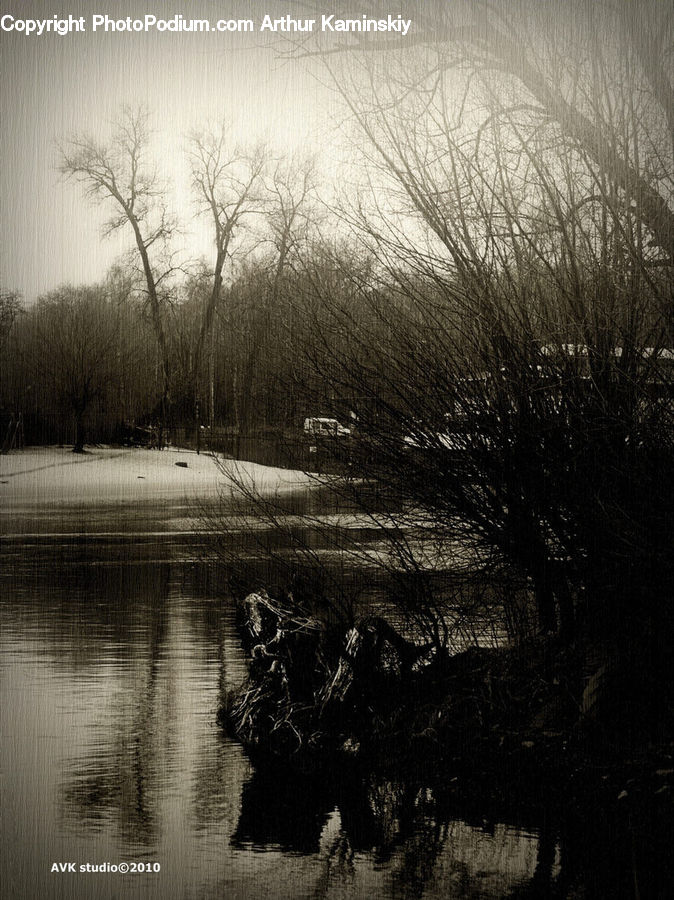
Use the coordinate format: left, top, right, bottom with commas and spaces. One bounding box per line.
303, 417, 351, 437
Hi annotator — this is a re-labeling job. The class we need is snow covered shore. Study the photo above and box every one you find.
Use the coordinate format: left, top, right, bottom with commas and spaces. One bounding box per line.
0, 446, 316, 508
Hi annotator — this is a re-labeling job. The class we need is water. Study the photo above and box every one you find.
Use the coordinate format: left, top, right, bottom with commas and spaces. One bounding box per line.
0, 492, 665, 898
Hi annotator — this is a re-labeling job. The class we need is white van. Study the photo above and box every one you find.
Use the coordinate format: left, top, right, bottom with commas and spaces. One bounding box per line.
303, 417, 351, 437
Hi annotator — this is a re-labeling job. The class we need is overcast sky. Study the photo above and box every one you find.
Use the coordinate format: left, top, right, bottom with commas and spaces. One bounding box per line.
0, 1, 350, 300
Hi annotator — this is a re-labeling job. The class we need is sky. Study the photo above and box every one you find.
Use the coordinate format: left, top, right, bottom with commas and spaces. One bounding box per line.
0, 0, 352, 300
5, 1, 666, 302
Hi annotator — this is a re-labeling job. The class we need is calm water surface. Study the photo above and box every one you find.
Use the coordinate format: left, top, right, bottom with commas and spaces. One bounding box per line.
0, 491, 655, 899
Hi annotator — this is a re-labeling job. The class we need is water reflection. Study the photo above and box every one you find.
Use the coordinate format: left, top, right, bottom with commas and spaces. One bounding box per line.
1, 497, 670, 898
231, 765, 546, 899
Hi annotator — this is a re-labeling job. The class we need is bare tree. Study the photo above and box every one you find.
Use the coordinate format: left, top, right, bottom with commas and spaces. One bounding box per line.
301, 0, 673, 264
26, 286, 123, 452
262, 156, 319, 424
201, 156, 318, 435
60, 107, 177, 443
251, 0, 674, 729
188, 129, 267, 436
266, 156, 317, 298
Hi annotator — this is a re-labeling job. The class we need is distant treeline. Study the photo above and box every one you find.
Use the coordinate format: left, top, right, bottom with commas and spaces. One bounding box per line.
0, 252, 366, 452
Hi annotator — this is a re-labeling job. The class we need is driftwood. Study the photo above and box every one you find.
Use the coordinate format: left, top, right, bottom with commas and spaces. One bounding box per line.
226, 591, 437, 761
224, 590, 590, 771
318, 617, 436, 710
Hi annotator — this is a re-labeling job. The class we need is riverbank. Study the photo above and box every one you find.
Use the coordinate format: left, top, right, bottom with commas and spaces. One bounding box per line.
0, 446, 318, 509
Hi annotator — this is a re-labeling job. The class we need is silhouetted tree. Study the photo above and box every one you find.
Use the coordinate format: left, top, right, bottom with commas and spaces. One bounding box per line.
60, 107, 177, 444
26, 286, 124, 452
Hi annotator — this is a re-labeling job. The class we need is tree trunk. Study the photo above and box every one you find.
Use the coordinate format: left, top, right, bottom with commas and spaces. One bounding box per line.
73, 408, 86, 454
531, 563, 558, 635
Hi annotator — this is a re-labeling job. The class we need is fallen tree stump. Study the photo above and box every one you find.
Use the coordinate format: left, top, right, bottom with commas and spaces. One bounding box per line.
222, 590, 585, 772
222, 591, 442, 765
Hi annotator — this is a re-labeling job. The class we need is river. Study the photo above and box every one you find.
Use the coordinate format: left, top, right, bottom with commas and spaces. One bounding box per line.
0, 483, 663, 899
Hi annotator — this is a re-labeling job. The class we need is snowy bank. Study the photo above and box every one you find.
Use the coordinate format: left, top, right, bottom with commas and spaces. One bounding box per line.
0, 446, 317, 508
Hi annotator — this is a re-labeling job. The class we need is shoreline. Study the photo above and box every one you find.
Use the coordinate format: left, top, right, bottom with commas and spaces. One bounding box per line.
0, 445, 319, 508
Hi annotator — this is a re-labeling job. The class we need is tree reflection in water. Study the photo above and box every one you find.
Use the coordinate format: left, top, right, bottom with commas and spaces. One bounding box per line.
232, 760, 674, 899
232, 765, 544, 898
58, 566, 171, 847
